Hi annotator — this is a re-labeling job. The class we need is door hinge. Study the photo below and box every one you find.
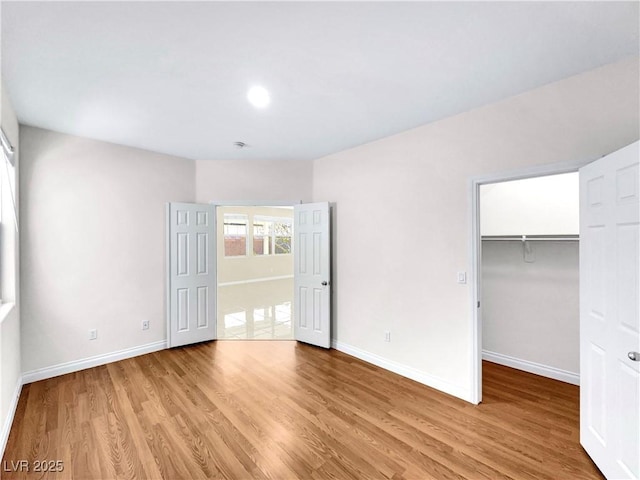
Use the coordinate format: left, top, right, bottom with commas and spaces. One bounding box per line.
477, 301, 480, 308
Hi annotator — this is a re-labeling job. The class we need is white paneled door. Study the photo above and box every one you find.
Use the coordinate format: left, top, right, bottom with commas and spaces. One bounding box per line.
580, 141, 639, 480
294, 202, 331, 348
167, 203, 216, 348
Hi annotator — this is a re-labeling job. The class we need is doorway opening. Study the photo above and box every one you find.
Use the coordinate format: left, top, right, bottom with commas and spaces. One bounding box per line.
166, 200, 331, 349
470, 162, 586, 404
216, 205, 295, 340
479, 172, 580, 389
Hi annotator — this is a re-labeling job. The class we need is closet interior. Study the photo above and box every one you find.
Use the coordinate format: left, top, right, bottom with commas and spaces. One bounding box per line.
480, 172, 580, 384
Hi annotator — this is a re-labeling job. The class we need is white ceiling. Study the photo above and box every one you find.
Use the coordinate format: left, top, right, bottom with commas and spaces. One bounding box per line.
2, 1, 638, 161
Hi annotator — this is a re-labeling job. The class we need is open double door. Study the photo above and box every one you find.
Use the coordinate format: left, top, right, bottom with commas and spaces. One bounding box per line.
166, 202, 331, 349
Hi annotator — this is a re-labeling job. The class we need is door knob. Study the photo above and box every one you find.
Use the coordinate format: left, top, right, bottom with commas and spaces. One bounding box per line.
628, 352, 640, 362
321, 281, 328, 286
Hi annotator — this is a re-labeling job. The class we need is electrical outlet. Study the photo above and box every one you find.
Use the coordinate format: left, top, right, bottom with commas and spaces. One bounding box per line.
384, 331, 391, 342
142, 320, 150, 330
88, 329, 97, 340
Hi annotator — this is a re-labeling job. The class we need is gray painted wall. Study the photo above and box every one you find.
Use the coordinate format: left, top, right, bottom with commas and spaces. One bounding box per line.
482, 240, 580, 374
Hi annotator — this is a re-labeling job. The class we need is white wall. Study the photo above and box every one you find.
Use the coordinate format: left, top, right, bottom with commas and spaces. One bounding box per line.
480, 172, 579, 236
18, 133, 313, 377
0, 78, 21, 455
312, 57, 639, 401
481, 240, 579, 376
195, 159, 313, 204
20, 126, 194, 374
196, 158, 311, 282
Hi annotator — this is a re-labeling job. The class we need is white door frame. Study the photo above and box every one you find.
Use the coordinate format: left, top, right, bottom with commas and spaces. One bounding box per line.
209, 201, 302, 207
468, 158, 592, 404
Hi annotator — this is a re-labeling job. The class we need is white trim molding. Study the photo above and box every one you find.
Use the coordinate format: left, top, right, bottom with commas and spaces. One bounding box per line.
22, 341, 167, 384
0, 303, 16, 326
483, 350, 580, 386
1, 127, 15, 165
331, 340, 471, 402
1, 377, 22, 457
209, 200, 301, 207
218, 274, 294, 287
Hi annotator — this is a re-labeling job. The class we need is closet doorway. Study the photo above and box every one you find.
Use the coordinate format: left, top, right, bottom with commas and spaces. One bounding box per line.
216, 205, 294, 340
479, 172, 580, 385
469, 166, 586, 404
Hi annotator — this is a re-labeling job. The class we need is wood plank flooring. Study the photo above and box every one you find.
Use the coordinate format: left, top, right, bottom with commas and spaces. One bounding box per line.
2, 341, 602, 479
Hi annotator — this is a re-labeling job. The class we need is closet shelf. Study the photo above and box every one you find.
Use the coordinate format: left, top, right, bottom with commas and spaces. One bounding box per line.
482, 235, 579, 242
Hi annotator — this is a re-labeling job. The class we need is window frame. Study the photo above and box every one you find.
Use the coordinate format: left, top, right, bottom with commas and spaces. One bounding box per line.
253, 215, 292, 256
223, 213, 249, 257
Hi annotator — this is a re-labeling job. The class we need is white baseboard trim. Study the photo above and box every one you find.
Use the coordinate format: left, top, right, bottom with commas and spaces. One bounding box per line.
218, 275, 293, 287
482, 350, 580, 386
331, 340, 471, 402
22, 340, 167, 384
1, 377, 22, 458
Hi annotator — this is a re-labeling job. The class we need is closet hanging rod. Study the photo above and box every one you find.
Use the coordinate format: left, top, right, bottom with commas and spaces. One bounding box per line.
482, 235, 579, 242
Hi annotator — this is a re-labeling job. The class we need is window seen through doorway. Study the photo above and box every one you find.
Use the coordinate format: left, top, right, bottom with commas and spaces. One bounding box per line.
253, 216, 292, 256
223, 214, 248, 257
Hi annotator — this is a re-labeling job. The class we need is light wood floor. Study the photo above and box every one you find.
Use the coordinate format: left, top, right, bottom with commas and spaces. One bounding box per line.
3, 341, 602, 479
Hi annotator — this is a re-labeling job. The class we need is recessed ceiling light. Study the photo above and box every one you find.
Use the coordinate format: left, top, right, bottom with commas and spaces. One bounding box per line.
247, 86, 270, 109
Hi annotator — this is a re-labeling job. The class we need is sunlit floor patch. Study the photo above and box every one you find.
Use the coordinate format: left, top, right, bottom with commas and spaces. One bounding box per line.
217, 278, 294, 340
